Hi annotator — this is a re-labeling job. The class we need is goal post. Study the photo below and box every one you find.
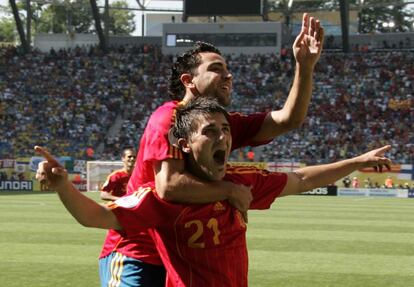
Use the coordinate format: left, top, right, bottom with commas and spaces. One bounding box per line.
86, 161, 123, 192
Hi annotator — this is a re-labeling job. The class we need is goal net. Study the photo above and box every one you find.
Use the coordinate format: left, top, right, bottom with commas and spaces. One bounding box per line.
86, 161, 123, 192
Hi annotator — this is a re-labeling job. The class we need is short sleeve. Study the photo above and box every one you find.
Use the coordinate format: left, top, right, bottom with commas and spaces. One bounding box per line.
228, 112, 270, 150
110, 186, 178, 236
224, 166, 287, 210
101, 174, 116, 193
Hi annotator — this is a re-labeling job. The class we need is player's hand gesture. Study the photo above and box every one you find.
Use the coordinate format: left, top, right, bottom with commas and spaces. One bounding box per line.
356, 145, 392, 172
34, 146, 69, 190
293, 13, 324, 69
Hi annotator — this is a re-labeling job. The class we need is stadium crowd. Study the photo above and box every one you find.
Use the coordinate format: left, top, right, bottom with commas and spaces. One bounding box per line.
0, 44, 413, 163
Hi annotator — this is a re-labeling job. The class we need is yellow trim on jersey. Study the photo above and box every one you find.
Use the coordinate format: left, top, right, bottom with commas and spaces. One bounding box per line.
225, 165, 274, 176
167, 100, 186, 160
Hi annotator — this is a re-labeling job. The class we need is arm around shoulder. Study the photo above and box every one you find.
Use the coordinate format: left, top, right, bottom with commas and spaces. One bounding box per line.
154, 158, 252, 211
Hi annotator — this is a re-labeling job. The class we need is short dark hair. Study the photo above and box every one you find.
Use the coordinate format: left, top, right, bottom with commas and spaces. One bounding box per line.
122, 147, 135, 158
168, 42, 221, 100
172, 97, 228, 140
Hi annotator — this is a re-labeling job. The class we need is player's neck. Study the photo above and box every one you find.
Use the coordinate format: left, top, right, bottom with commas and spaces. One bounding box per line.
123, 167, 133, 175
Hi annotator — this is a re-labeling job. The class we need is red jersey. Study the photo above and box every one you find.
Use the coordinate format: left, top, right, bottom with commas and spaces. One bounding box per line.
100, 101, 269, 264
110, 166, 288, 287
100, 169, 130, 197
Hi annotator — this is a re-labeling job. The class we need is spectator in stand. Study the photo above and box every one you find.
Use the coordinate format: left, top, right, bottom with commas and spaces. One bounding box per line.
342, 176, 351, 188
0, 42, 413, 163
86, 147, 95, 160
246, 148, 255, 162
385, 176, 394, 188
351, 176, 360, 188
100, 147, 136, 202
0, 171, 7, 181
0, 44, 170, 160
10, 171, 18, 181
364, 177, 372, 188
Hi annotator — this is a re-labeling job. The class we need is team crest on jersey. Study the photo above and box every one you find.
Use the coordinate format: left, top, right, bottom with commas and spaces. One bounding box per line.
213, 202, 226, 212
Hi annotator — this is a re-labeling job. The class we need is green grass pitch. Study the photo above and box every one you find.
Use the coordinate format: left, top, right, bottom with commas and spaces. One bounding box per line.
1, 192, 414, 287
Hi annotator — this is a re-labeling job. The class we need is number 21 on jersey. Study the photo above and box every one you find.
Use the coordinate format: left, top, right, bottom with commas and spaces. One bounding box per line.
185, 218, 220, 248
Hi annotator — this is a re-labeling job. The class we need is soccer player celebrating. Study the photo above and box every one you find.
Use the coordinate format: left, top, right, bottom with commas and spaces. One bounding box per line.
100, 147, 136, 202
98, 12, 325, 286
34, 97, 391, 287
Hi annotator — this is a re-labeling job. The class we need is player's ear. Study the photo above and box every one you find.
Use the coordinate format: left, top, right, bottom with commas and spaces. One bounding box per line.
177, 138, 191, 153
180, 73, 195, 89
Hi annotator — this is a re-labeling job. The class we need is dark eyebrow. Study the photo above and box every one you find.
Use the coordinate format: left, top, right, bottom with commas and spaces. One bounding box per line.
208, 62, 226, 69
203, 123, 217, 129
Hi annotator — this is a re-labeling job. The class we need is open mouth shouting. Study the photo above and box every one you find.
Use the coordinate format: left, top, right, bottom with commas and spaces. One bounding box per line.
213, 149, 227, 166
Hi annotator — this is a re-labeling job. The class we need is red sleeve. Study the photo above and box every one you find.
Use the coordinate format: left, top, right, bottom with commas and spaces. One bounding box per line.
228, 111, 270, 150
140, 101, 183, 164
101, 172, 118, 194
140, 123, 182, 164
224, 166, 287, 210
248, 169, 287, 209
128, 102, 183, 190
110, 187, 174, 236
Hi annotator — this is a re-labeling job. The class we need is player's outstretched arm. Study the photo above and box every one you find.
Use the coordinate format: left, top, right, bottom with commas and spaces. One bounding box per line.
252, 13, 324, 142
154, 158, 252, 212
280, 145, 392, 197
34, 146, 122, 230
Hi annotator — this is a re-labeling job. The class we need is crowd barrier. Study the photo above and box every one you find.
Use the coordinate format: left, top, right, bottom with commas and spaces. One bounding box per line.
302, 186, 413, 198
0, 157, 86, 192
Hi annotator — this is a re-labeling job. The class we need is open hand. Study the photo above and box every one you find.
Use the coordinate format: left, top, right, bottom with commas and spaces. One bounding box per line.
293, 13, 324, 69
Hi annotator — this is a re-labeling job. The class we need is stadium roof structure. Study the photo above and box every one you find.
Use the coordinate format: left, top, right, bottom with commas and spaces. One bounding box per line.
5, 0, 414, 53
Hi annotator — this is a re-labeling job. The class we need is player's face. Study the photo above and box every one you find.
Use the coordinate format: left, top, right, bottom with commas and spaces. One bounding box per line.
186, 113, 232, 181
122, 150, 136, 172
191, 52, 233, 106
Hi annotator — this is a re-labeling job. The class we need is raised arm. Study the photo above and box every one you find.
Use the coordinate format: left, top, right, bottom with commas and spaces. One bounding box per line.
252, 13, 324, 142
34, 146, 121, 230
280, 145, 392, 196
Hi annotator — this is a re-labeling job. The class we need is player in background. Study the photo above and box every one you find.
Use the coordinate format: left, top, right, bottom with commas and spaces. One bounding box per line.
101, 12, 325, 287
100, 147, 136, 202
97, 147, 137, 285
33, 98, 392, 286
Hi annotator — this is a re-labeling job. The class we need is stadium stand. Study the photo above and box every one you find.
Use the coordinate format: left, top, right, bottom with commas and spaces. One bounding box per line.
0, 44, 412, 163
